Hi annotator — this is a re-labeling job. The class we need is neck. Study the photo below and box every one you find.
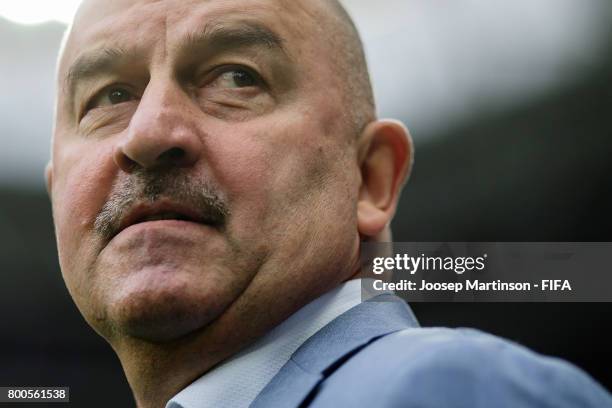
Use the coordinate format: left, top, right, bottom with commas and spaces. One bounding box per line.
115, 324, 243, 408
109, 273, 358, 407
111, 289, 320, 407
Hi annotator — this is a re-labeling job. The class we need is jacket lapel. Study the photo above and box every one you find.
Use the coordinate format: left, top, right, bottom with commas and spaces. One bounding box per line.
251, 294, 419, 407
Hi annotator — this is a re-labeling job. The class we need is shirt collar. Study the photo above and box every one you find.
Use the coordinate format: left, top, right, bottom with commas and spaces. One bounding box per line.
166, 279, 363, 408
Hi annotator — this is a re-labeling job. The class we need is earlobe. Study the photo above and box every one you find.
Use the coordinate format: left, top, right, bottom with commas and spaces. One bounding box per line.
45, 162, 53, 198
358, 201, 389, 237
357, 119, 413, 239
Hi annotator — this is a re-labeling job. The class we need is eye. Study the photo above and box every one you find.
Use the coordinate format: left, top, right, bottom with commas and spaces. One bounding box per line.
107, 88, 134, 104
208, 68, 260, 89
86, 86, 136, 112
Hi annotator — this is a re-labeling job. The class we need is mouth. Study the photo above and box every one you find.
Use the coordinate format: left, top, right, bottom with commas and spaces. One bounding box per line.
133, 211, 197, 223
112, 200, 221, 240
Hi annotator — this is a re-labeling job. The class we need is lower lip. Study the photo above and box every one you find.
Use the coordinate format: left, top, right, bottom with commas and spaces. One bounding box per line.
113, 219, 212, 241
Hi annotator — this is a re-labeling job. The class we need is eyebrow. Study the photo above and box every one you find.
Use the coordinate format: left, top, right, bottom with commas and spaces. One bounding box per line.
65, 47, 130, 95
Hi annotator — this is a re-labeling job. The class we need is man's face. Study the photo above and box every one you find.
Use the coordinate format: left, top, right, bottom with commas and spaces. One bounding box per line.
50, 0, 362, 342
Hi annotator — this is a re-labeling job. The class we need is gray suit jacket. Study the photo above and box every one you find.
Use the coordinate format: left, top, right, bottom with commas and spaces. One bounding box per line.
251, 295, 611, 407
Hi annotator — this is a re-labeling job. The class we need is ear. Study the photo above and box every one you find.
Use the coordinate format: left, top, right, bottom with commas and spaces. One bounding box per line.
357, 119, 413, 238
45, 162, 53, 198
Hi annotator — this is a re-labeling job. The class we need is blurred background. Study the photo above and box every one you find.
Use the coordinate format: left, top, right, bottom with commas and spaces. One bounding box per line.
0, 0, 610, 406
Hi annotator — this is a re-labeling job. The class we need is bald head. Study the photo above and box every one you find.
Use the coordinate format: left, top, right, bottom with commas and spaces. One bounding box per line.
325, 0, 376, 132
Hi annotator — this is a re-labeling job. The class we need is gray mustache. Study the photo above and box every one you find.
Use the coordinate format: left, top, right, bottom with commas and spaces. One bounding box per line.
94, 169, 229, 241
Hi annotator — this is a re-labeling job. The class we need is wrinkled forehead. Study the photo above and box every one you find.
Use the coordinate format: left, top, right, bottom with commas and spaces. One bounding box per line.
60, 0, 328, 74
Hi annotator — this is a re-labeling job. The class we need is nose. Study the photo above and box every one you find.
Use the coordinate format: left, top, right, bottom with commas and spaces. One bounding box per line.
114, 81, 203, 172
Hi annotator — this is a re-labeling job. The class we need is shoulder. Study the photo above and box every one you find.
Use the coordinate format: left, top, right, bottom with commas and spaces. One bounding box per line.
311, 327, 612, 408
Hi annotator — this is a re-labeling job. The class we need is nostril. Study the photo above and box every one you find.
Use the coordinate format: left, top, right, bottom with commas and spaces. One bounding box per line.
159, 147, 186, 163
115, 139, 196, 171
114, 150, 139, 173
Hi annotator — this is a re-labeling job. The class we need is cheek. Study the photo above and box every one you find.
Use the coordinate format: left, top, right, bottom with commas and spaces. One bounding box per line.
53, 141, 117, 272
205, 124, 278, 239
207, 111, 355, 239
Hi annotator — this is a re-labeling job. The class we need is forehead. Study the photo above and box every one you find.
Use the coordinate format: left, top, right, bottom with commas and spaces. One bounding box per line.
62, 0, 327, 68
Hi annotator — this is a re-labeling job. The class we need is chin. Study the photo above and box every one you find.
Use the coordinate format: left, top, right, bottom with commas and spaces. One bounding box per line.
121, 314, 211, 343
105, 268, 229, 343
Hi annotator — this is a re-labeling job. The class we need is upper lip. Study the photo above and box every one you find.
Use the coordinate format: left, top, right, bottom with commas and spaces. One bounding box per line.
116, 200, 207, 236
